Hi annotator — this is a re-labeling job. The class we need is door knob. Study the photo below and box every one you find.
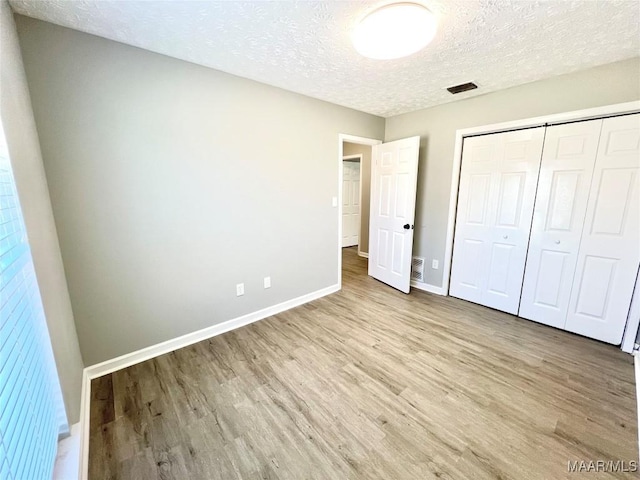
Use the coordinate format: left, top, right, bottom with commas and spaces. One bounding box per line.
503, 235, 508, 239
555, 240, 561, 244
403, 224, 411, 230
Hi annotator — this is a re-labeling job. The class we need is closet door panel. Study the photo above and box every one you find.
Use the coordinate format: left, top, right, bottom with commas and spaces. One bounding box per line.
519, 120, 602, 328
450, 127, 545, 314
449, 136, 497, 304
482, 131, 545, 313
565, 114, 640, 344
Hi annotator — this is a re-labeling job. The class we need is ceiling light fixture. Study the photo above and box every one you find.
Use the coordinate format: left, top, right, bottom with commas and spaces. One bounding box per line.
352, 3, 437, 60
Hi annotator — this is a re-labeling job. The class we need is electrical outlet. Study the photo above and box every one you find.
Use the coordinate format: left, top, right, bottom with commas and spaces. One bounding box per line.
432, 259, 439, 269
332, 196, 338, 207
264, 276, 271, 289
236, 283, 245, 296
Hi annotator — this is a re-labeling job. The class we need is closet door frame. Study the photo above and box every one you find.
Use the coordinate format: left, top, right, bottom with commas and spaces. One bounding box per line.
441, 100, 640, 352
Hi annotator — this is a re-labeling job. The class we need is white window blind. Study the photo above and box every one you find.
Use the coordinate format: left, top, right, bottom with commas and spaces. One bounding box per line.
0, 122, 67, 479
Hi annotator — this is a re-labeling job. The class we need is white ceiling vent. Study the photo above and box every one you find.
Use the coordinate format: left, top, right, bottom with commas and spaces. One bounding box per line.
411, 257, 425, 282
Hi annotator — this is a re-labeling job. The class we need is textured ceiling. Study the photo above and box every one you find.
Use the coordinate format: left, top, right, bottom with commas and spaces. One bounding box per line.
9, 0, 640, 117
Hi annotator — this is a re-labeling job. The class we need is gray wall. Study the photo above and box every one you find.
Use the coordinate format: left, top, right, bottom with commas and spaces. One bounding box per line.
16, 16, 385, 365
1, 2, 84, 423
342, 142, 372, 254
385, 57, 640, 289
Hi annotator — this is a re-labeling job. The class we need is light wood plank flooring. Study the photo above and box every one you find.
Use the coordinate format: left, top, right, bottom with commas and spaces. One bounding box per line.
89, 247, 637, 479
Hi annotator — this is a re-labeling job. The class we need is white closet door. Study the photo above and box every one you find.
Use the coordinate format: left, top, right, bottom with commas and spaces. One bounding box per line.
450, 127, 545, 314
342, 161, 361, 247
519, 120, 603, 328
565, 113, 640, 344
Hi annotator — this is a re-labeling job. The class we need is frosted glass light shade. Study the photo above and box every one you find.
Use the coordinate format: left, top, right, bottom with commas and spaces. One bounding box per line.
352, 3, 437, 60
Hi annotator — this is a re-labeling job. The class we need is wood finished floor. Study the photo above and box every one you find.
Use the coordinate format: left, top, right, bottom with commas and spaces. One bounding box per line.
89, 248, 637, 479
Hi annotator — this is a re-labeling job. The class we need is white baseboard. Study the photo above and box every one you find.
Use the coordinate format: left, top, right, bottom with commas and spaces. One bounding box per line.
79, 370, 90, 480
85, 283, 339, 379
358, 251, 368, 258
78, 283, 339, 479
410, 279, 446, 296
54, 422, 81, 480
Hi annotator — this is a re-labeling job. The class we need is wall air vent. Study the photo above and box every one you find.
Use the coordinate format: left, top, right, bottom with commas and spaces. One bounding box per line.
446, 82, 478, 94
411, 257, 425, 282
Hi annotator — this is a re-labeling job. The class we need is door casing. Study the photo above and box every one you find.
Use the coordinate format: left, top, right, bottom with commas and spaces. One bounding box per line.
337, 135, 382, 288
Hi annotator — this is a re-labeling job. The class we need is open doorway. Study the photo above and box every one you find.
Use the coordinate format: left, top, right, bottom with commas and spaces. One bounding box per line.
338, 135, 381, 287
338, 134, 421, 293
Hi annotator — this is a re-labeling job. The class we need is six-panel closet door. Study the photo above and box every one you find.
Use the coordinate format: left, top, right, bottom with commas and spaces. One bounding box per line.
449, 127, 545, 314
451, 113, 639, 344
519, 119, 603, 328
564, 113, 640, 344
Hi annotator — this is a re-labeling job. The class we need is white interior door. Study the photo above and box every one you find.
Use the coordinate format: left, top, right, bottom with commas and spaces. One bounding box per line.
519, 119, 603, 328
564, 113, 640, 344
449, 127, 545, 314
368, 136, 420, 293
342, 160, 361, 247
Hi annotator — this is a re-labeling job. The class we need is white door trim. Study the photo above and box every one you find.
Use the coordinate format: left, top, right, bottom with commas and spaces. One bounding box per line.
442, 101, 640, 296
338, 134, 382, 287
342, 154, 364, 252
621, 269, 640, 353
634, 353, 640, 459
